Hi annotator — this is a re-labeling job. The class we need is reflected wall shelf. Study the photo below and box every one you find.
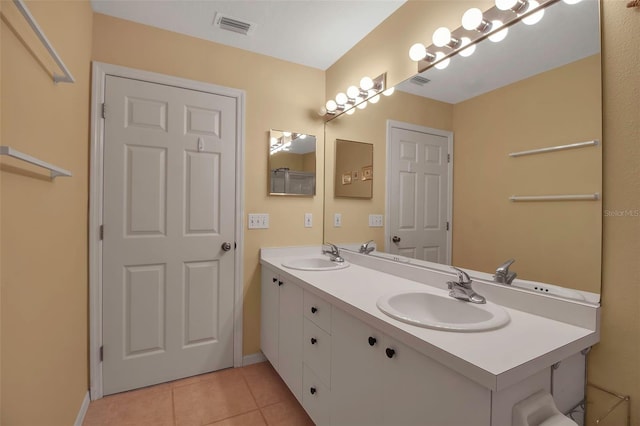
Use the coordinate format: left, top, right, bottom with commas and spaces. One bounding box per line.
509, 140, 599, 158
0, 146, 72, 178
509, 193, 599, 202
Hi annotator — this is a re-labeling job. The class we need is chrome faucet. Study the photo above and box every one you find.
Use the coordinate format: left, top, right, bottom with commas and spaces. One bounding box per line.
494, 259, 517, 285
447, 267, 486, 304
359, 240, 376, 254
322, 243, 344, 263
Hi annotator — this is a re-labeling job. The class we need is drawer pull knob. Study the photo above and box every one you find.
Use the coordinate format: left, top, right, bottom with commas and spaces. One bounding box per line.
310, 337, 317, 345
368, 336, 377, 346
310, 387, 317, 395
278, 281, 283, 286
311, 306, 318, 314
272, 277, 277, 283
386, 348, 396, 359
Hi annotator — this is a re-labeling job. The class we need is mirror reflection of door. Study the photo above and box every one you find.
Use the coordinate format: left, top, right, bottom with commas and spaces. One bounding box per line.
334, 139, 373, 199
387, 122, 452, 264
269, 129, 316, 196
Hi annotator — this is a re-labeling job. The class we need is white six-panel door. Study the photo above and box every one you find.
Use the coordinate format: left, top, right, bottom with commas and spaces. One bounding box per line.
102, 75, 237, 394
388, 123, 452, 264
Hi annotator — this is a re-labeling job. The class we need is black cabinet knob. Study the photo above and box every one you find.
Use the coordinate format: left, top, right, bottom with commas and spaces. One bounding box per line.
272, 277, 277, 283
278, 281, 283, 286
310, 387, 317, 395
386, 348, 396, 359
311, 306, 318, 314
368, 336, 377, 346
310, 337, 317, 345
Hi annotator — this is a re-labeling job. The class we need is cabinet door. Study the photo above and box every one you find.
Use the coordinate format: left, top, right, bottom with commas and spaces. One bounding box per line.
381, 334, 491, 426
278, 279, 304, 402
331, 307, 385, 426
260, 267, 280, 367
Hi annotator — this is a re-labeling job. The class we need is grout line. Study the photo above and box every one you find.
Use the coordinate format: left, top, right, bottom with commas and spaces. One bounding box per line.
238, 365, 260, 409
171, 386, 177, 426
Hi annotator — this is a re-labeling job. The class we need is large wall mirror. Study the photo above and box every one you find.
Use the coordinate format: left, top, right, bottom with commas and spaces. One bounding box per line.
269, 129, 317, 196
324, 0, 602, 303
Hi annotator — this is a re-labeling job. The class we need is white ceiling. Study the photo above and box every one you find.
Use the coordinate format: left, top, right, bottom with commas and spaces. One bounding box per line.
91, 0, 406, 70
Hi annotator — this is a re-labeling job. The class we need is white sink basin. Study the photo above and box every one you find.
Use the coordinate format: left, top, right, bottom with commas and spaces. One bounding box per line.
377, 291, 510, 332
281, 257, 350, 271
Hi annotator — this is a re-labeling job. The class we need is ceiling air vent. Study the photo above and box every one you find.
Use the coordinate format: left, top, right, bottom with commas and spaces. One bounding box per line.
213, 12, 256, 36
410, 75, 431, 86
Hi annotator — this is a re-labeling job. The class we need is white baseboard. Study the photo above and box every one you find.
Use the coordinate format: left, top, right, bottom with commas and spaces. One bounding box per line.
242, 352, 267, 366
74, 391, 91, 426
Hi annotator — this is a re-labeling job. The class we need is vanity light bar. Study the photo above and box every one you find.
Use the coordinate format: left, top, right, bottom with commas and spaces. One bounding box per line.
322, 73, 388, 118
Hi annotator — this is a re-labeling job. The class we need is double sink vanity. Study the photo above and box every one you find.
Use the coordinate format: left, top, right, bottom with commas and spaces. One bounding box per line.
260, 246, 600, 426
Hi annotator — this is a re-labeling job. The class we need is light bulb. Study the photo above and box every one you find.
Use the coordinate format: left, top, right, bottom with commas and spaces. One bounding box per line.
434, 52, 450, 70
325, 100, 337, 112
270, 137, 277, 146
562, 0, 581, 4
462, 8, 484, 31
283, 131, 291, 137
369, 93, 380, 104
459, 37, 476, 57
318, 107, 327, 116
360, 76, 374, 91
432, 27, 451, 47
347, 85, 360, 99
346, 108, 356, 115
409, 43, 427, 61
522, 0, 544, 25
335, 92, 348, 105
495, 0, 519, 11
299, 134, 307, 139
383, 87, 395, 96
357, 101, 368, 110
488, 21, 508, 42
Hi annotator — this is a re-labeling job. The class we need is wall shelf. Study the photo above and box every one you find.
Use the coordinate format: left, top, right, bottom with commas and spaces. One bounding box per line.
0, 146, 72, 178
509, 140, 599, 158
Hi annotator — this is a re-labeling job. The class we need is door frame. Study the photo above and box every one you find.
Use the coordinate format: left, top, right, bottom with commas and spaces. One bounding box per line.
89, 62, 245, 400
385, 120, 453, 264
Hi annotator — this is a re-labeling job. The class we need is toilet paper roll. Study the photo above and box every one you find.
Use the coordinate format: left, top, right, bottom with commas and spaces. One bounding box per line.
512, 390, 578, 426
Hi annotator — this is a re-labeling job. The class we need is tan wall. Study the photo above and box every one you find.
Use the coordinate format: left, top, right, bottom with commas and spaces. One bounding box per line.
324, 90, 452, 247
91, 14, 325, 357
302, 152, 315, 173
0, 0, 93, 424
270, 152, 305, 171
587, 1, 640, 424
451, 55, 602, 294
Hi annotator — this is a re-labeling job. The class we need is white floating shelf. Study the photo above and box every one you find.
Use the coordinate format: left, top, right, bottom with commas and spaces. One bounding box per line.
509, 140, 599, 158
0, 146, 72, 178
510, 193, 599, 202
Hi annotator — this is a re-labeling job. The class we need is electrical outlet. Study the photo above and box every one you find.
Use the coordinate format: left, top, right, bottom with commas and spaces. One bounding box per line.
304, 213, 312, 228
248, 213, 269, 229
369, 214, 384, 227
334, 213, 342, 227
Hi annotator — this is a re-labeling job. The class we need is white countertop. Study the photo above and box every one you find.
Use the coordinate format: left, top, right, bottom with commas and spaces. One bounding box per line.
260, 246, 600, 392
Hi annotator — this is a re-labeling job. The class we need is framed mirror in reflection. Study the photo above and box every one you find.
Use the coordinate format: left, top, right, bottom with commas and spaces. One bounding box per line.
269, 129, 316, 196
324, 0, 602, 302
334, 139, 373, 199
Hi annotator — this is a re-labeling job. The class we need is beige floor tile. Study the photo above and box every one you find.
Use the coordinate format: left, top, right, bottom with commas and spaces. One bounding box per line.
260, 393, 314, 426
173, 368, 258, 426
204, 410, 267, 426
83, 383, 174, 426
241, 362, 291, 408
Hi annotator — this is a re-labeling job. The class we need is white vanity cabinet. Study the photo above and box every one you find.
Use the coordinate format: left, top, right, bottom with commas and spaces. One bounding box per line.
330, 307, 491, 426
260, 266, 303, 401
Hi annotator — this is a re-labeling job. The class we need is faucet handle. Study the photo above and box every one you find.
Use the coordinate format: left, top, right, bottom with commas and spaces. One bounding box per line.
451, 266, 471, 284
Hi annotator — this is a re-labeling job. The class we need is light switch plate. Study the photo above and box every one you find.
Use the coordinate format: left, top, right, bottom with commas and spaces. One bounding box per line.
248, 213, 269, 229
304, 213, 312, 228
334, 213, 342, 227
369, 214, 384, 227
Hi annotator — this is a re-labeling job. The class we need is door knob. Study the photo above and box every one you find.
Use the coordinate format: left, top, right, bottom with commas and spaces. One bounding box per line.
392, 236, 401, 243
221, 242, 232, 251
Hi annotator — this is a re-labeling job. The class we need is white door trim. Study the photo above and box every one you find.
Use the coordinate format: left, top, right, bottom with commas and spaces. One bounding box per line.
385, 120, 453, 264
89, 62, 245, 400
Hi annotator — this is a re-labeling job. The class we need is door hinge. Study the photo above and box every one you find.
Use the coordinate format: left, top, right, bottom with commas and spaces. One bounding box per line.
101, 103, 106, 119
447, 154, 451, 163
99, 346, 104, 362
99, 225, 104, 240
446, 221, 450, 231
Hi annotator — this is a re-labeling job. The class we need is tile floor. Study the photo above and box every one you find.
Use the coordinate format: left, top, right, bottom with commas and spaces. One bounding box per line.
83, 362, 314, 426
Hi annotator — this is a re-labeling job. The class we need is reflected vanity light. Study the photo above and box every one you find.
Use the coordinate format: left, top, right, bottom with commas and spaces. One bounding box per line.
410, 0, 572, 73
321, 73, 388, 118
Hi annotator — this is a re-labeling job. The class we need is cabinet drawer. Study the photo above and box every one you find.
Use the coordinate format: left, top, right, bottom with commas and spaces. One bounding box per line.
303, 317, 331, 386
304, 290, 331, 332
303, 364, 330, 426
